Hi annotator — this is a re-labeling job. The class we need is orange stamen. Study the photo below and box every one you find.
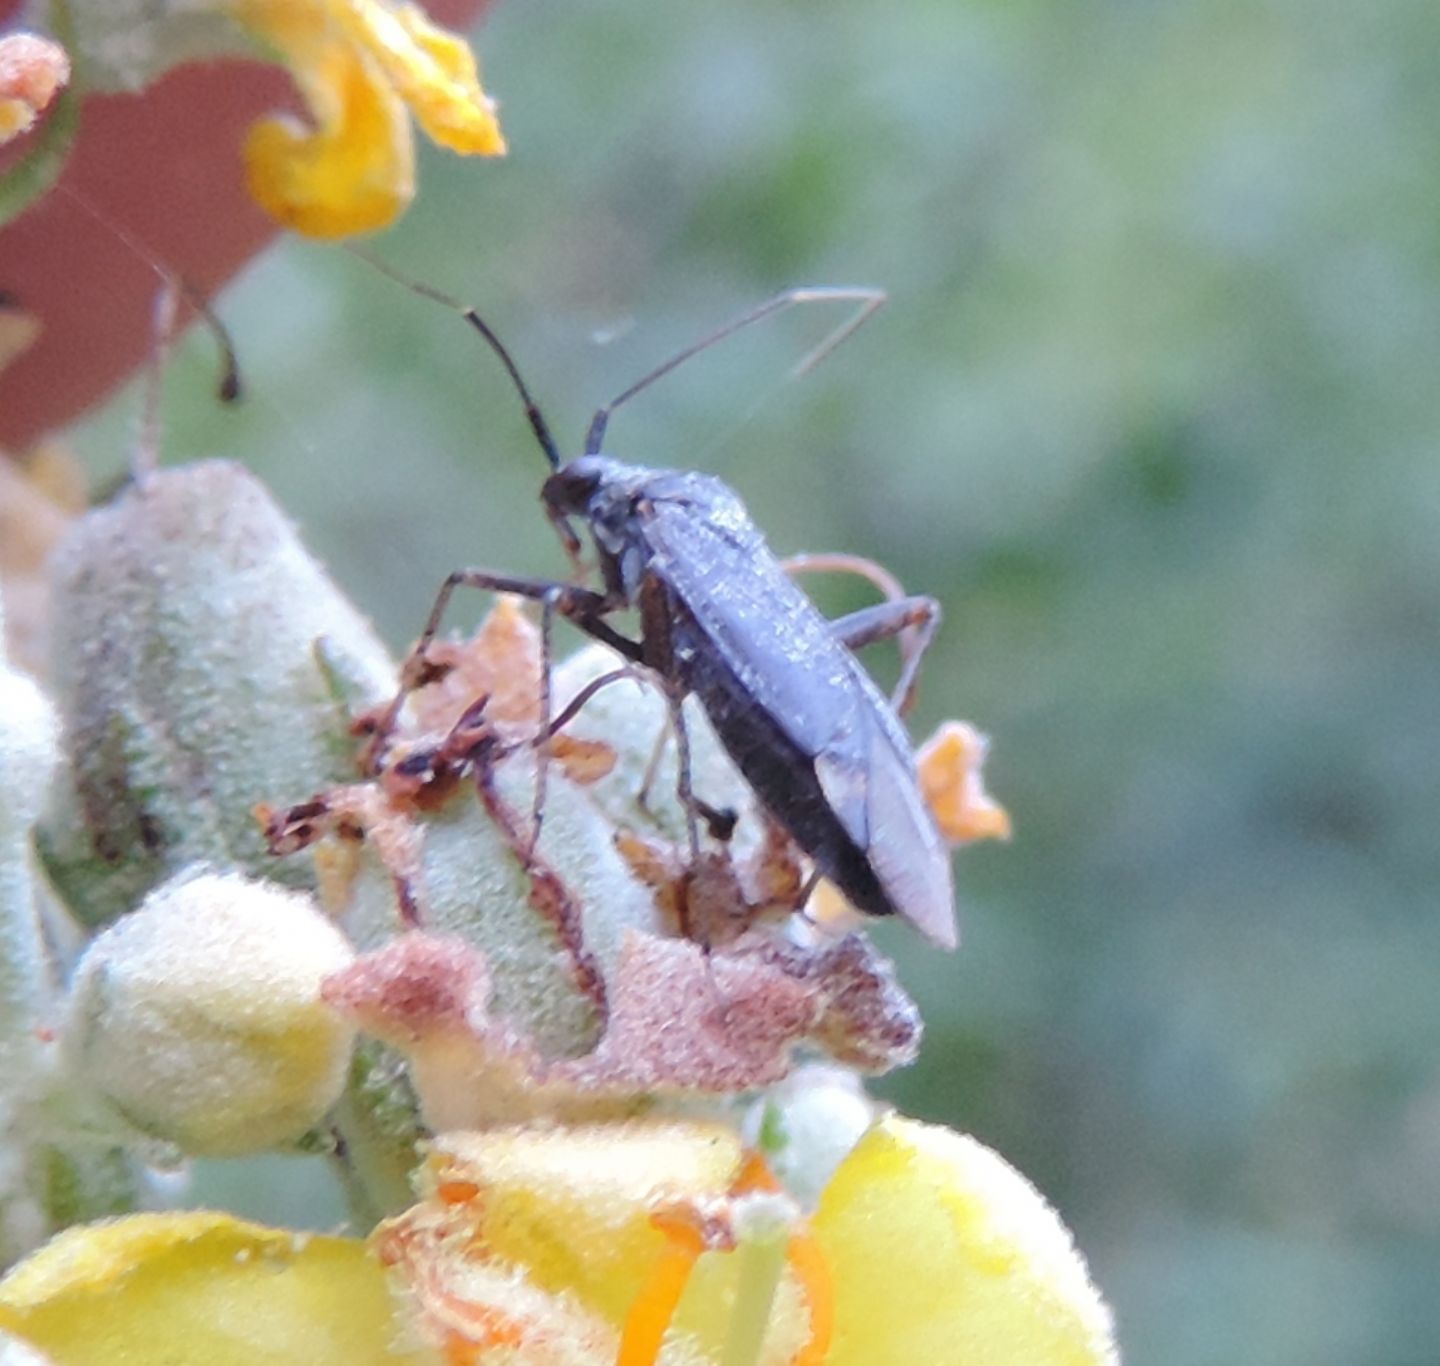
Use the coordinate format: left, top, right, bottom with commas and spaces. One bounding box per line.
786, 1232, 835, 1366
733, 1150, 783, 1196
618, 1221, 707, 1366
436, 1178, 481, 1205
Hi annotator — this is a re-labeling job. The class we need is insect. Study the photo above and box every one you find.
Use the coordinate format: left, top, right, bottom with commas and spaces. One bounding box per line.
362, 260, 958, 950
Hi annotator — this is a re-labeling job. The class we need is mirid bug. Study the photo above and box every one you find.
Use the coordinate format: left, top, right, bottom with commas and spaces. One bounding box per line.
362, 262, 958, 950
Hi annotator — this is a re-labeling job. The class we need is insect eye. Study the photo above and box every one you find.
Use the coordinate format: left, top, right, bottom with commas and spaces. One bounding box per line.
542, 466, 600, 512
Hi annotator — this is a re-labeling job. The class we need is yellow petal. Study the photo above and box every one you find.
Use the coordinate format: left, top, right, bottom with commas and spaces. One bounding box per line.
0, 1211, 430, 1365
234, 1, 504, 237
334, 0, 506, 154
422, 1122, 744, 1322
812, 1115, 1118, 1366
242, 12, 415, 238
382, 1124, 817, 1364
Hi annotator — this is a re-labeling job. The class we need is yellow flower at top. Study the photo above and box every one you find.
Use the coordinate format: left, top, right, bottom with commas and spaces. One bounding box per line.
232, 0, 506, 238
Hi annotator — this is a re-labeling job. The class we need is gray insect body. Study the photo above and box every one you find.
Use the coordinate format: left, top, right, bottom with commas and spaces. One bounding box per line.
365, 273, 957, 949
543, 454, 958, 950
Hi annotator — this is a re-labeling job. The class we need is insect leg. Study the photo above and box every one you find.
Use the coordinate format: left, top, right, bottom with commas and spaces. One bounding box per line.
666, 691, 702, 866
131, 269, 241, 485
543, 666, 647, 739
829, 595, 940, 717
631, 715, 735, 841
368, 570, 639, 773
636, 717, 670, 811
661, 690, 706, 940
585, 286, 887, 453
782, 551, 939, 716
795, 865, 824, 911
525, 587, 561, 860
525, 614, 649, 857
781, 550, 907, 603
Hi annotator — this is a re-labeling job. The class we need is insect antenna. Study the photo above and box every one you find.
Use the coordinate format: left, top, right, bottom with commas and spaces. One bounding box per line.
58, 184, 242, 405
345, 244, 563, 472
584, 285, 886, 454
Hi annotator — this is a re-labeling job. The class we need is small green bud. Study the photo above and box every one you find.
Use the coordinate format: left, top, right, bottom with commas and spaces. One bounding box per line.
745, 1064, 877, 1208
62, 869, 357, 1157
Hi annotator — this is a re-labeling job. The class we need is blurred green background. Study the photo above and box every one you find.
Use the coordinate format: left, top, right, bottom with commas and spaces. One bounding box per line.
71, 0, 1440, 1361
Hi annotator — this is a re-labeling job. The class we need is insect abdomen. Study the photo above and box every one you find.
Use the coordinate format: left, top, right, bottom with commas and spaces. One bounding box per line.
669, 604, 894, 920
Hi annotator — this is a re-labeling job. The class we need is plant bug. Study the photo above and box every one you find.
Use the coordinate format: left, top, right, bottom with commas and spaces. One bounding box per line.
360, 259, 957, 950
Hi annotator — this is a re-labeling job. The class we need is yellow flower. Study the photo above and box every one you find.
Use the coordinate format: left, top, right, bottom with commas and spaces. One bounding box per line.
0, 1212, 428, 1365
0, 1118, 1117, 1366
233, 0, 506, 237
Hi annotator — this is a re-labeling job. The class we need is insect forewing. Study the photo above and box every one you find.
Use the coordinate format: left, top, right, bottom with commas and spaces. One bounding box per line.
640, 476, 957, 947
817, 720, 957, 949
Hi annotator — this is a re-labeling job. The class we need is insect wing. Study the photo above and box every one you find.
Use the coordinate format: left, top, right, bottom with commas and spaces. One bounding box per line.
816, 722, 957, 949
640, 481, 957, 947
640, 477, 865, 762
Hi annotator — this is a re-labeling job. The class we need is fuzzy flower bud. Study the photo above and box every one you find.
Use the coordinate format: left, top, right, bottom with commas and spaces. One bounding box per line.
62, 869, 356, 1157
38, 461, 397, 929
0, 655, 58, 841
0, 601, 64, 1262
746, 1063, 878, 1208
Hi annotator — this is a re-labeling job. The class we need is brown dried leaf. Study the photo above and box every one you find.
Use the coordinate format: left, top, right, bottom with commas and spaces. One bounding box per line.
558, 932, 821, 1093
328, 919, 921, 1125
549, 731, 616, 785
410, 594, 542, 736
323, 934, 628, 1129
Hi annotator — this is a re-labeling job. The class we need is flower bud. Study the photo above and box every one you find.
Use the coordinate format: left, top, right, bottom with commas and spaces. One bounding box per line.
62, 869, 357, 1157
0, 601, 59, 1175
0, 627, 61, 1031
746, 1063, 878, 1207
38, 461, 397, 928
0, 647, 58, 840
0, 597, 139, 1261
